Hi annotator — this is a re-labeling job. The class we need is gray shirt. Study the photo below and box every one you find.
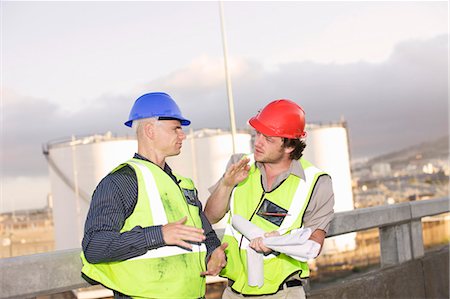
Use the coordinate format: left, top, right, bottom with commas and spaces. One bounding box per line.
210, 153, 335, 233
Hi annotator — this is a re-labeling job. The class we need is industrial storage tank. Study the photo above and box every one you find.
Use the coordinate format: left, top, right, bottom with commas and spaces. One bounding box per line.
45, 125, 354, 253
44, 133, 137, 250
167, 129, 252, 207
45, 130, 250, 249
303, 122, 356, 252
167, 129, 252, 229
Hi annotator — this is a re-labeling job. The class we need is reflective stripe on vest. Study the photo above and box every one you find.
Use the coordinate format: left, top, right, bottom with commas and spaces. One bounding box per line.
277, 164, 324, 235
128, 160, 167, 224
127, 161, 206, 261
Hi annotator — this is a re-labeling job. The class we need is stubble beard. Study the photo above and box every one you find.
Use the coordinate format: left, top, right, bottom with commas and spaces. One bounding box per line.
255, 146, 285, 164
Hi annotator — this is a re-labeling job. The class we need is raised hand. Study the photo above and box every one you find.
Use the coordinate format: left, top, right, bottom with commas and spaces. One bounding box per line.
204, 156, 252, 224
222, 157, 251, 187
201, 242, 228, 276
162, 216, 205, 250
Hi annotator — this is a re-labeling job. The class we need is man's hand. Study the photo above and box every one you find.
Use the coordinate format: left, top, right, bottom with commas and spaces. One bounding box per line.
222, 157, 251, 187
205, 157, 251, 224
249, 231, 279, 254
162, 216, 205, 250
201, 243, 228, 276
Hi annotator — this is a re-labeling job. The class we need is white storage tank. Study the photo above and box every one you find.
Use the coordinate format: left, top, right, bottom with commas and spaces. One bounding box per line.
167, 129, 252, 206
44, 133, 137, 250
303, 122, 356, 252
167, 129, 252, 229
45, 129, 251, 249
45, 125, 354, 253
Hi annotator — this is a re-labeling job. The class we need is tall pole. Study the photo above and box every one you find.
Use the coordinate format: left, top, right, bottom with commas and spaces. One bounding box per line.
71, 135, 82, 244
219, 1, 237, 154
189, 128, 198, 184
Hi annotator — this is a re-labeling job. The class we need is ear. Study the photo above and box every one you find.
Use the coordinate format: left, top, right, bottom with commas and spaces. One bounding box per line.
284, 146, 294, 155
143, 122, 154, 139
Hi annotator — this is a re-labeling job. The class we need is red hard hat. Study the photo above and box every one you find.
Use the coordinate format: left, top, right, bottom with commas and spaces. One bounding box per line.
248, 99, 306, 139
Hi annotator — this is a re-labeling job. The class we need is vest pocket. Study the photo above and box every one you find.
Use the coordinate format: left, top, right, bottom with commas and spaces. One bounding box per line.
256, 199, 289, 226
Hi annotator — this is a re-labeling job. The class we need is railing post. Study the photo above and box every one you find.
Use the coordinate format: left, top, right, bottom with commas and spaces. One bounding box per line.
410, 219, 425, 259
379, 223, 412, 267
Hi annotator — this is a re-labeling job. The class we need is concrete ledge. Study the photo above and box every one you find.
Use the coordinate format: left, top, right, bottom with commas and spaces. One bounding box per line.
308, 246, 449, 299
0, 249, 89, 299
327, 197, 449, 237
0, 198, 447, 299
422, 246, 449, 298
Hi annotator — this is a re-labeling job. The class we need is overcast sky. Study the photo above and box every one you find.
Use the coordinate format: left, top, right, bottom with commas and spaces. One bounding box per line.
1, 1, 448, 212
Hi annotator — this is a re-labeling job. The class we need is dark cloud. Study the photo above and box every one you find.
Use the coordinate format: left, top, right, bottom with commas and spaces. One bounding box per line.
1, 35, 447, 178
1, 93, 132, 177
180, 34, 448, 158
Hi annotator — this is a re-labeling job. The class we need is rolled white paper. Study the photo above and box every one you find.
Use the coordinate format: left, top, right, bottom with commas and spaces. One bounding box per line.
232, 214, 265, 287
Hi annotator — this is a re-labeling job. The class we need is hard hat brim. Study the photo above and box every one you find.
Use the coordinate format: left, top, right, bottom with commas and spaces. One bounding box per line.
124, 117, 191, 128
249, 117, 280, 137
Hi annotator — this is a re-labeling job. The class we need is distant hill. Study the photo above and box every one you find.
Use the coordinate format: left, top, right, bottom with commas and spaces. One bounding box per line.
366, 135, 448, 168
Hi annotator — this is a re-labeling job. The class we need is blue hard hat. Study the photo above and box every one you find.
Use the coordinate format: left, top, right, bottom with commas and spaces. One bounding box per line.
124, 92, 191, 127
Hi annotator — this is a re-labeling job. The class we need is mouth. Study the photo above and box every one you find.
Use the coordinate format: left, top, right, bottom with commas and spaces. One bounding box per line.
254, 147, 263, 154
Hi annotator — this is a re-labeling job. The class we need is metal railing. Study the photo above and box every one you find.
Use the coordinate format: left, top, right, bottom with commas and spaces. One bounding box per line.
1, 197, 448, 299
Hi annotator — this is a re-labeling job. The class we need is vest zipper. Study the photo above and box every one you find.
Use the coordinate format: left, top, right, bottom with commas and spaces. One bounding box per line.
174, 179, 206, 299
238, 171, 267, 249
236, 183, 266, 294
238, 188, 266, 249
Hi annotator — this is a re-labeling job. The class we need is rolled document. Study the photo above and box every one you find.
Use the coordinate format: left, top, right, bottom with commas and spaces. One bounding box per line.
232, 214, 265, 287
264, 227, 312, 245
263, 228, 321, 262
246, 247, 264, 287
231, 215, 322, 286
263, 238, 320, 262
232, 214, 265, 239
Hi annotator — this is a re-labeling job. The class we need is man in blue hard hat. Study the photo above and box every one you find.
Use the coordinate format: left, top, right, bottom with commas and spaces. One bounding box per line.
80, 92, 227, 298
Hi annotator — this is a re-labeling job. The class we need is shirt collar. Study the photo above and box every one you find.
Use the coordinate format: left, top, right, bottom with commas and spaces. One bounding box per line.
255, 158, 306, 191
133, 153, 173, 174
290, 158, 306, 180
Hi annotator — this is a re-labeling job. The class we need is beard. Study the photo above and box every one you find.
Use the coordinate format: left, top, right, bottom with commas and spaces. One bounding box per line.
254, 145, 285, 164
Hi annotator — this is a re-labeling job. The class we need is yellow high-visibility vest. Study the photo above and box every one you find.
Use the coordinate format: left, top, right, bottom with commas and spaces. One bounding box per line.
81, 158, 207, 299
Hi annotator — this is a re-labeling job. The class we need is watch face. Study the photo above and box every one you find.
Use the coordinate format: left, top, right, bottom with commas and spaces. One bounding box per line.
256, 199, 289, 226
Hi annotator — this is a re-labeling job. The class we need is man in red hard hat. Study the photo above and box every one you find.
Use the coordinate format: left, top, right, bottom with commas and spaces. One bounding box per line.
205, 99, 335, 298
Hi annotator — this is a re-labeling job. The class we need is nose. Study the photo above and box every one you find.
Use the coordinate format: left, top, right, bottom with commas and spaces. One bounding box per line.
179, 130, 186, 140
254, 132, 263, 147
